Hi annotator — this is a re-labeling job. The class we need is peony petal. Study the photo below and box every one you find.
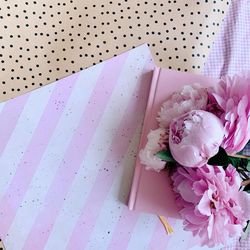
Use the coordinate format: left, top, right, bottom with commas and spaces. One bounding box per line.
213, 93, 225, 108
193, 179, 208, 196
157, 84, 208, 128
224, 224, 242, 238
181, 207, 207, 225
139, 128, 168, 172
212, 75, 250, 154
139, 149, 166, 172
177, 180, 199, 203
207, 214, 214, 239
169, 110, 224, 168
177, 166, 199, 182
197, 190, 212, 216
239, 192, 250, 219
172, 163, 249, 248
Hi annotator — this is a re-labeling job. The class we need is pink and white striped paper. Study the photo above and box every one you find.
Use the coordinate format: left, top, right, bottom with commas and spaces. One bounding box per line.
0, 44, 222, 250
0, 44, 152, 249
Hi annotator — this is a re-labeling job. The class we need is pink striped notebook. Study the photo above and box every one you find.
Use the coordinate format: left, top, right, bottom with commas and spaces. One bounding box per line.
128, 67, 218, 218
0, 44, 156, 249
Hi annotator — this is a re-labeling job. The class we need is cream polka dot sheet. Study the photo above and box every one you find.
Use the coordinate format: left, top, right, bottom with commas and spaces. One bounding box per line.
0, 0, 229, 102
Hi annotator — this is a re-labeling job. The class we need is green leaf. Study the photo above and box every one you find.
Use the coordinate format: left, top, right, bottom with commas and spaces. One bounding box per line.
247, 161, 250, 172
155, 150, 176, 163
207, 147, 229, 167
229, 157, 249, 171
208, 147, 250, 170
237, 149, 245, 155
228, 156, 242, 168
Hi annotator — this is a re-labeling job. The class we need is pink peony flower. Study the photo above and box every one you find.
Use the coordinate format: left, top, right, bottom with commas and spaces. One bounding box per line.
209, 74, 250, 154
172, 164, 250, 247
206, 92, 224, 118
169, 110, 224, 168
157, 84, 208, 128
139, 128, 168, 172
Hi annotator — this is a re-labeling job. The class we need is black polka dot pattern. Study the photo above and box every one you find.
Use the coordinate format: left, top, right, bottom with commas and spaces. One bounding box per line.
0, 238, 5, 250
0, 0, 229, 101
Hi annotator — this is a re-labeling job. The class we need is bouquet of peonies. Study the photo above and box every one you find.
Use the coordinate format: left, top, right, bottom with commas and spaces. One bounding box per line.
139, 74, 250, 247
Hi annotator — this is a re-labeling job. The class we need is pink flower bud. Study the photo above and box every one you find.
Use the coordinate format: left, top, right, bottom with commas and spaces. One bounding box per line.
169, 110, 224, 168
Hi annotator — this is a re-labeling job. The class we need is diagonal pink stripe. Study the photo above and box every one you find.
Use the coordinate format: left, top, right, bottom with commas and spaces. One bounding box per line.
0, 94, 29, 155
107, 210, 140, 250
146, 218, 177, 250
22, 52, 129, 250
0, 72, 80, 239
65, 62, 153, 250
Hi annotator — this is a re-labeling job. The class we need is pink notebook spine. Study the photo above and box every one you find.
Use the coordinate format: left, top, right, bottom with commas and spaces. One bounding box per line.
128, 66, 160, 210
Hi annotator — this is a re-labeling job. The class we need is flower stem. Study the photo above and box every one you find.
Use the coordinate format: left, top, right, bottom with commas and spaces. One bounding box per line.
241, 179, 250, 187
228, 154, 250, 159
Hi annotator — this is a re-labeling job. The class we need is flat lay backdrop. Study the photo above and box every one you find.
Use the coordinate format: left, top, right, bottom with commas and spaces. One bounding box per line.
2, 0, 250, 250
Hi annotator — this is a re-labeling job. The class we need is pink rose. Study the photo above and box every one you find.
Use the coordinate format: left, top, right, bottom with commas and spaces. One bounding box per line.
209, 74, 250, 154
169, 110, 224, 168
172, 164, 250, 247
139, 128, 168, 172
157, 84, 208, 128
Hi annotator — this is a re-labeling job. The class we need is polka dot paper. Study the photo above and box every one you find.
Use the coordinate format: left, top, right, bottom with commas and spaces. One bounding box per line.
0, 0, 229, 101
